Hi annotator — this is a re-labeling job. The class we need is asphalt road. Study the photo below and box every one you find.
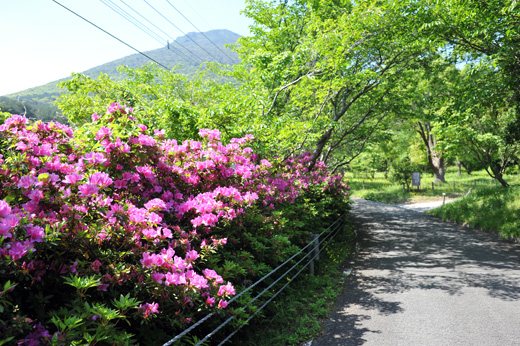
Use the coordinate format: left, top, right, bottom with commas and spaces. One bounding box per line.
311, 198, 520, 346
396, 199, 456, 213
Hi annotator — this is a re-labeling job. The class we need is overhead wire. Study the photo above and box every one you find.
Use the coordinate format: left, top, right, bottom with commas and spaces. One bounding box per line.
143, 0, 224, 63
51, 0, 170, 70
100, 0, 167, 46
100, 0, 197, 64
164, 0, 237, 64
182, 0, 211, 29
118, 0, 197, 64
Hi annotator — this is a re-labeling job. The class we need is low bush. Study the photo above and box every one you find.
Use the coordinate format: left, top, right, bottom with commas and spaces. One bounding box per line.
0, 104, 350, 345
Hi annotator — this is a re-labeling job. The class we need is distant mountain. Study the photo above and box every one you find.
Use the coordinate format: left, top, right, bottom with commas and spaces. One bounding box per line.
1, 29, 241, 117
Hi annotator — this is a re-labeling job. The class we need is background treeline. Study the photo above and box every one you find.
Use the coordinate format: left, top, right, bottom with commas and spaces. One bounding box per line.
0, 96, 62, 123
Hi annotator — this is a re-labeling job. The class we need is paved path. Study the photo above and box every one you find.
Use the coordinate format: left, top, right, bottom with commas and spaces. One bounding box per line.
312, 198, 520, 346
396, 199, 456, 213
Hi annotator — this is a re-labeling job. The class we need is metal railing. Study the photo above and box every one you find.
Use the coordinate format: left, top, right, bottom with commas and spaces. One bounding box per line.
163, 213, 347, 346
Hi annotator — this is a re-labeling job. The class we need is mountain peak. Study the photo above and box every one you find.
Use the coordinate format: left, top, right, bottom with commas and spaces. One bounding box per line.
3, 30, 242, 111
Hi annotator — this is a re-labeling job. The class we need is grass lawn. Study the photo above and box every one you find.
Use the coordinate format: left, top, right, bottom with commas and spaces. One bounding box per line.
344, 167, 513, 204
345, 167, 520, 240
428, 185, 520, 240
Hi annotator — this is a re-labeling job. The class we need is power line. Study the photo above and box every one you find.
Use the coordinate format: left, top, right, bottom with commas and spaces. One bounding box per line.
118, 0, 197, 64
182, 0, 211, 31
142, 0, 205, 64
51, 0, 170, 70
100, 0, 197, 64
164, 0, 236, 64
100, 0, 167, 46
143, 0, 224, 64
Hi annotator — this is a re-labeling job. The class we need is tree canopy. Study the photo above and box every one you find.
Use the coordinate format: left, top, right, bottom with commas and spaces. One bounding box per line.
25, 0, 519, 185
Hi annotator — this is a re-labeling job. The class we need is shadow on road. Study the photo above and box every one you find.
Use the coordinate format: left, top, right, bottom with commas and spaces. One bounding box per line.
313, 199, 520, 346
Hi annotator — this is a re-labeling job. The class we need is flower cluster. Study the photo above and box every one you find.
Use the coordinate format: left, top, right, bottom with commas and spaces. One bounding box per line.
0, 103, 350, 344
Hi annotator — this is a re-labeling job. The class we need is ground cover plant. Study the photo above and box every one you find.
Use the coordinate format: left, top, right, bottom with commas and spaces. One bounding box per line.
233, 219, 356, 346
0, 105, 350, 345
428, 185, 520, 240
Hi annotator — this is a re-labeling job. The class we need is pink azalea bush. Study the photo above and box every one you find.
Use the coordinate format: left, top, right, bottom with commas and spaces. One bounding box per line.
0, 104, 349, 344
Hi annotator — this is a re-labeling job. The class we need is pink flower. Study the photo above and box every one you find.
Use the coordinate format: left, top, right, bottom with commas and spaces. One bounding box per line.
28, 189, 44, 202
26, 225, 45, 242
205, 297, 215, 306
114, 179, 127, 189
0, 200, 11, 218
203, 269, 224, 284
217, 282, 236, 297
90, 260, 102, 272
185, 250, 199, 262
151, 272, 165, 284
154, 129, 165, 138
70, 261, 78, 274
218, 300, 228, 309
128, 207, 147, 223
17, 175, 36, 189
144, 198, 167, 211
92, 113, 100, 121
83, 152, 107, 165
198, 129, 221, 141
95, 126, 112, 140
137, 135, 156, 146
136, 166, 154, 179
0, 214, 20, 235
107, 102, 124, 114
8, 240, 33, 260
97, 283, 109, 291
172, 256, 187, 272
122, 172, 133, 181
63, 173, 84, 184
190, 274, 208, 289
78, 184, 99, 196
140, 252, 154, 268
139, 302, 159, 319
89, 172, 113, 187
164, 272, 187, 286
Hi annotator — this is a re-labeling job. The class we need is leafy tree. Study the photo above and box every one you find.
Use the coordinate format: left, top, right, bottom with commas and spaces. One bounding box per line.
437, 66, 518, 187
416, 0, 520, 132
409, 61, 462, 183
235, 0, 430, 170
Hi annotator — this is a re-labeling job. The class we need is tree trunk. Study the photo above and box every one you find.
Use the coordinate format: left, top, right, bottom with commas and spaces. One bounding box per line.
431, 152, 446, 183
495, 174, 509, 187
456, 159, 462, 177
416, 121, 446, 183
468, 144, 510, 188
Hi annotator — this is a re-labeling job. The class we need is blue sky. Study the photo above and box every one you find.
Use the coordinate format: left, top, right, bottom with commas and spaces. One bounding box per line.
0, 0, 253, 96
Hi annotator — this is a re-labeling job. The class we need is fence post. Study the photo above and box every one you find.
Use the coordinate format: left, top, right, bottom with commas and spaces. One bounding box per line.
309, 234, 319, 276
442, 193, 446, 205
474, 179, 476, 187
362, 181, 365, 190
313, 234, 320, 261
403, 184, 406, 193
